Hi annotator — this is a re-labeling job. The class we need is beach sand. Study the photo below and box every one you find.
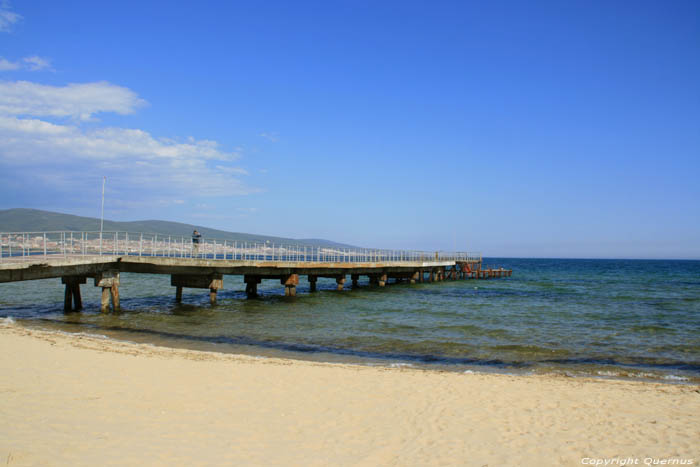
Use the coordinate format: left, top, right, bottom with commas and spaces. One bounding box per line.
1, 321, 698, 466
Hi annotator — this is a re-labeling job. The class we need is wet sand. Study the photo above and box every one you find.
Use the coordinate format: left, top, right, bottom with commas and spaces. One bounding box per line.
1, 321, 698, 466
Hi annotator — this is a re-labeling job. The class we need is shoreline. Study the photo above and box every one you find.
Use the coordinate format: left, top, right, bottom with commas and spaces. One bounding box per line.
1, 320, 698, 466
7, 316, 699, 386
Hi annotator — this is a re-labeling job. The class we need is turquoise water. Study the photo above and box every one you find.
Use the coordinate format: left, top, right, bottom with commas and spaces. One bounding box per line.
1, 258, 699, 382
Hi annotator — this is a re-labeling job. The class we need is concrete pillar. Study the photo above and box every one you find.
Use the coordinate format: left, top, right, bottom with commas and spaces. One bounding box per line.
64, 284, 73, 312
336, 276, 346, 291
95, 271, 120, 312
281, 274, 299, 297
62, 276, 86, 312
110, 282, 120, 311
308, 275, 317, 292
245, 281, 258, 298
244, 275, 261, 299
71, 282, 82, 310
410, 271, 419, 285
171, 274, 223, 304
101, 288, 111, 312
378, 274, 387, 287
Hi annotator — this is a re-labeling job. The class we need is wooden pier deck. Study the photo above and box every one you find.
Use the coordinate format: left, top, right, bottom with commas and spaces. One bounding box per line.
0, 231, 511, 312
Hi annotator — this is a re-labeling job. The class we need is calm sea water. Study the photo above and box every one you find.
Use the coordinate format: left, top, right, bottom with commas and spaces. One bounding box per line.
1, 258, 699, 383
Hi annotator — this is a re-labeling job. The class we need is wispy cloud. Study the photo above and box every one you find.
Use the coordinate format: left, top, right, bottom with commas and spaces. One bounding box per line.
0, 56, 53, 72
0, 57, 20, 71
22, 56, 52, 71
0, 79, 258, 204
0, 80, 145, 121
259, 132, 279, 142
0, 0, 21, 33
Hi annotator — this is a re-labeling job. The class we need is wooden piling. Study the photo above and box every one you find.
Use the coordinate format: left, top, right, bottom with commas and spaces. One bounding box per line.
308, 275, 317, 292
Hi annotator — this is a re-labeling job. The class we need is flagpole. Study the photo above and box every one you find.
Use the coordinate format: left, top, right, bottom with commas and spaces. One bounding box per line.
100, 176, 105, 255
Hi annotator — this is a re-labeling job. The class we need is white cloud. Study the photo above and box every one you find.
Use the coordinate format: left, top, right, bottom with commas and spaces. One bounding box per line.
0, 0, 21, 33
0, 79, 257, 201
0, 80, 146, 120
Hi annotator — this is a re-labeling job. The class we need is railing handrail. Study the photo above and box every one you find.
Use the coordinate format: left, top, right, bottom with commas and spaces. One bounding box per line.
0, 231, 482, 264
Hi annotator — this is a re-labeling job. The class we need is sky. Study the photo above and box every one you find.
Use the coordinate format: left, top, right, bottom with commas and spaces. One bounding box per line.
0, 0, 698, 259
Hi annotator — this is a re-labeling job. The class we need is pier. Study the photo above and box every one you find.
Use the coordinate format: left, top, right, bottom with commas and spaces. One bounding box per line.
0, 231, 511, 312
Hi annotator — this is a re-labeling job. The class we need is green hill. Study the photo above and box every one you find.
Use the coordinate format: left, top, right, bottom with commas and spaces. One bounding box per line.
0, 208, 358, 249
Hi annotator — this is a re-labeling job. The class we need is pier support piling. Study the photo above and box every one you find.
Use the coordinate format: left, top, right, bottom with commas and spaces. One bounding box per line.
64, 284, 72, 311
351, 274, 359, 287
61, 276, 86, 312
244, 275, 261, 299
171, 274, 223, 304
308, 275, 317, 292
336, 276, 346, 291
281, 274, 299, 297
94, 271, 120, 312
100, 288, 110, 312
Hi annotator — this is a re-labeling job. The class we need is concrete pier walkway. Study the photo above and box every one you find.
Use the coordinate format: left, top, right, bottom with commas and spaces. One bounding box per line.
0, 231, 510, 311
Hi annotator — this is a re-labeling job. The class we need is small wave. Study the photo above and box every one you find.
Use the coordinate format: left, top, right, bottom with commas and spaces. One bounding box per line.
63, 331, 109, 340
389, 363, 414, 368
1, 316, 15, 325
663, 375, 689, 381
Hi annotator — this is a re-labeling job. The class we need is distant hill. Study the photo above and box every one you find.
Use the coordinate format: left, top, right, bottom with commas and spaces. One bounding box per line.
0, 208, 358, 249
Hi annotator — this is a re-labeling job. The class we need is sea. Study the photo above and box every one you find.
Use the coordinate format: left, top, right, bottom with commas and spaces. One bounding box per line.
1, 258, 699, 384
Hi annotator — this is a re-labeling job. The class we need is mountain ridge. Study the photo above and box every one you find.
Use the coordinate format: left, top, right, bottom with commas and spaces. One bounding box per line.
0, 208, 359, 249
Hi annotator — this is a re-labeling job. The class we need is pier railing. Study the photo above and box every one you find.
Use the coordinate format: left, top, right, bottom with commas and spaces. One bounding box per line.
0, 231, 482, 264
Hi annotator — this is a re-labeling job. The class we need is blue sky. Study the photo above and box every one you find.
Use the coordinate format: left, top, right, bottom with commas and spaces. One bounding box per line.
0, 0, 698, 258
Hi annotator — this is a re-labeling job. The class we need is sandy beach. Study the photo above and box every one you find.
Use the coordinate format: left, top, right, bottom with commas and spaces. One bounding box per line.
0, 320, 697, 466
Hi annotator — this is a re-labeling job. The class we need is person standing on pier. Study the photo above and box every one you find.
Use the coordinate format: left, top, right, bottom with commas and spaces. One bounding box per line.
192, 230, 201, 257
